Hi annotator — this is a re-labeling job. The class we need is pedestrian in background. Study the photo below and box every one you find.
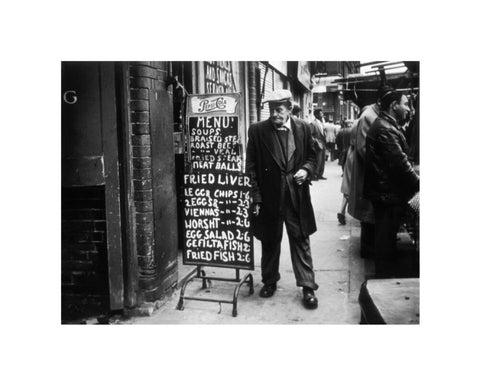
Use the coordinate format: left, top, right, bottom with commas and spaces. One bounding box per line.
364, 88, 419, 277
293, 103, 326, 180
310, 109, 327, 180
333, 120, 341, 160
336, 120, 352, 171
291, 103, 302, 119
246, 89, 319, 309
324, 119, 336, 161
337, 120, 354, 225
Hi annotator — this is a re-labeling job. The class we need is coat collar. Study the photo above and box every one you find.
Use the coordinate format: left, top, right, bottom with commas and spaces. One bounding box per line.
379, 111, 408, 148
261, 117, 297, 169
380, 111, 400, 129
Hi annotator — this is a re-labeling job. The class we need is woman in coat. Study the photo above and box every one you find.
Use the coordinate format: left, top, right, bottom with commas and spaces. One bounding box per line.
347, 103, 380, 257
337, 120, 355, 225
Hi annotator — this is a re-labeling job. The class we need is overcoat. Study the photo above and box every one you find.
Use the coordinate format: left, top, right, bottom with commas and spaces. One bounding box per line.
347, 104, 380, 223
245, 117, 317, 240
364, 112, 419, 205
340, 121, 356, 196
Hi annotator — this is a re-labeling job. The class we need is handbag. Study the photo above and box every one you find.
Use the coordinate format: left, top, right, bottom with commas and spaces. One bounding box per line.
407, 192, 419, 216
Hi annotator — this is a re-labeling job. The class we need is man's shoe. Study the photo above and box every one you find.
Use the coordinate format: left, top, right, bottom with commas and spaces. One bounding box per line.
259, 284, 277, 298
302, 288, 318, 309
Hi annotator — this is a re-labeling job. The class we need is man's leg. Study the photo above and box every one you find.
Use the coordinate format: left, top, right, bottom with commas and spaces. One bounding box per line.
318, 147, 326, 178
284, 194, 318, 291
328, 142, 335, 161
284, 201, 318, 309
286, 231, 318, 290
360, 222, 375, 259
260, 219, 284, 286
373, 204, 404, 277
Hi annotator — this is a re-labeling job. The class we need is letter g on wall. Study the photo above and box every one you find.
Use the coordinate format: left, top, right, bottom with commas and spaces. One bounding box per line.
63, 90, 78, 104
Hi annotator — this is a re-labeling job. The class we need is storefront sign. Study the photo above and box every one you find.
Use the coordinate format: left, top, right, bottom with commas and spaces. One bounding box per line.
191, 95, 238, 114
204, 61, 236, 94
183, 93, 253, 270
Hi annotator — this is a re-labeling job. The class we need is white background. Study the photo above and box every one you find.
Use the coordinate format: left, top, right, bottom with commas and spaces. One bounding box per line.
1, 1, 479, 384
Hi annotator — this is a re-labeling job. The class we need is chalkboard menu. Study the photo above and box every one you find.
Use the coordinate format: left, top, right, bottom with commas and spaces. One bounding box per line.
183, 93, 254, 270
188, 116, 241, 172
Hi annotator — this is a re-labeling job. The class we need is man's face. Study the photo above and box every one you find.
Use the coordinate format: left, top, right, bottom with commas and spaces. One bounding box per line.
269, 102, 290, 127
393, 95, 411, 123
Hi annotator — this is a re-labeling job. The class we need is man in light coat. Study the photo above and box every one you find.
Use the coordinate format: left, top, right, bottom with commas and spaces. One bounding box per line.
324, 119, 336, 161
347, 102, 379, 259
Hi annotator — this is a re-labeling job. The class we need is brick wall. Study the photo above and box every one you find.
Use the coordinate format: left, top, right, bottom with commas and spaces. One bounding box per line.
247, 62, 259, 126
128, 62, 173, 299
129, 63, 156, 288
61, 186, 109, 319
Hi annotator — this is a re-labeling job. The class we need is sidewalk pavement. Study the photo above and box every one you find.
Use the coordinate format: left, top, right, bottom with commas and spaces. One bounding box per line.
121, 160, 374, 324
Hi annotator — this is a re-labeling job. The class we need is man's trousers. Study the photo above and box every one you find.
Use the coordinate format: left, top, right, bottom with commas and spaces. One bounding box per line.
360, 222, 375, 259
260, 190, 318, 291
372, 203, 405, 276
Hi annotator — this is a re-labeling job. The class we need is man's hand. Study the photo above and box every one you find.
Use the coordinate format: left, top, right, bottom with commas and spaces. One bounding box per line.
253, 203, 261, 216
293, 169, 308, 185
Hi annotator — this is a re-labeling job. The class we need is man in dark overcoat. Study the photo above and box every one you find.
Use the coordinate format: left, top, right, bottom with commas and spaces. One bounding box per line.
245, 89, 319, 309
364, 89, 419, 277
